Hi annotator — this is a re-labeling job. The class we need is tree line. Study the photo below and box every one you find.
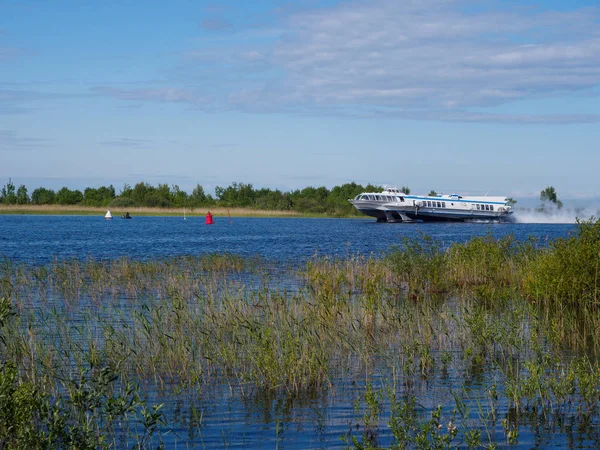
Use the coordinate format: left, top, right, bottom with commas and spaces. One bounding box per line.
0, 179, 383, 216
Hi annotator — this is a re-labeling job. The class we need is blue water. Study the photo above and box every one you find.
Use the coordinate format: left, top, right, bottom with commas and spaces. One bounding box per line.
0, 215, 586, 449
0, 215, 576, 263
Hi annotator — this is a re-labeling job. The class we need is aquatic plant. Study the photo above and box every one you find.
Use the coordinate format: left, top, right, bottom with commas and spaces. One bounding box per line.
2, 221, 600, 446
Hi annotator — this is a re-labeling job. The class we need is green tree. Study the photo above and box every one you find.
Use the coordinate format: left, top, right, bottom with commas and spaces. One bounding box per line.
540, 186, 563, 210
428, 190, 438, 197
401, 185, 411, 194
55, 187, 83, 205
171, 185, 189, 207
290, 186, 330, 213
189, 184, 207, 206
0, 178, 17, 204
326, 182, 369, 216
16, 185, 29, 204
215, 182, 255, 207
31, 187, 56, 205
119, 183, 133, 198
507, 197, 517, 206
83, 185, 115, 206
131, 182, 153, 205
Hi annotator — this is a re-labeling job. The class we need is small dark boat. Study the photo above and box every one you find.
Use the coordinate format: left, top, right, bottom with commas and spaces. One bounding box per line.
122, 212, 132, 219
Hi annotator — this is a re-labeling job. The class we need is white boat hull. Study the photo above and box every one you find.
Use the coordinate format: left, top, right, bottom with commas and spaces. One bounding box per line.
350, 188, 514, 223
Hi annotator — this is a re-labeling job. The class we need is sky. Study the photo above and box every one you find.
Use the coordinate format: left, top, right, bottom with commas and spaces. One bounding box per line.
1, 0, 599, 200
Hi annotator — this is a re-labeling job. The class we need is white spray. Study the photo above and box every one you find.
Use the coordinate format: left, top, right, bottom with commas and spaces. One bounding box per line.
513, 205, 600, 224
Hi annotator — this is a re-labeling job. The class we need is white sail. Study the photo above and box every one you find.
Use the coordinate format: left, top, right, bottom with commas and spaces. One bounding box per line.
105, 210, 112, 220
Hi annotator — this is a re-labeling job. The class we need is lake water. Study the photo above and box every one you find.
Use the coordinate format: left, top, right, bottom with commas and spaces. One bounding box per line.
0, 215, 576, 263
0, 215, 590, 449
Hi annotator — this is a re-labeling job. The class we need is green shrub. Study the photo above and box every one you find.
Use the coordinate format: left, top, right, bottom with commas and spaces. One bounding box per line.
523, 218, 600, 307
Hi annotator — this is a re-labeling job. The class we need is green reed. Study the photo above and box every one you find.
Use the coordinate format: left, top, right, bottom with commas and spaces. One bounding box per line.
2, 219, 600, 447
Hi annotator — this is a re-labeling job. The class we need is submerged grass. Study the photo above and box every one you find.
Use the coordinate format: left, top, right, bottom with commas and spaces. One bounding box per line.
1, 218, 600, 447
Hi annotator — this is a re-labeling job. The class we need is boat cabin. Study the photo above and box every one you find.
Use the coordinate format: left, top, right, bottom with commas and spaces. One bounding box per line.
354, 193, 405, 202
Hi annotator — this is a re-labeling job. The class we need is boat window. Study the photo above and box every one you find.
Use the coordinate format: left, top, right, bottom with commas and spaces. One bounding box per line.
437, 202, 441, 208
400, 197, 404, 202
442, 202, 446, 208
490, 205, 494, 211
485, 205, 489, 211
476, 204, 480, 210
375, 195, 381, 201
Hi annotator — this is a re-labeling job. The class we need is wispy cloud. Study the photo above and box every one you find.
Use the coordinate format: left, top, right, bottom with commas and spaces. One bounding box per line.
0, 46, 31, 62
94, 0, 600, 123
0, 129, 48, 151
200, 17, 233, 32
93, 86, 208, 105
0, 88, 76, 114
100, 138, 155, 149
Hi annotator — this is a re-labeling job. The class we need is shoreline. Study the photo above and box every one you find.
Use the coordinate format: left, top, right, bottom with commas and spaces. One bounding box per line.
0, 204, 358, 218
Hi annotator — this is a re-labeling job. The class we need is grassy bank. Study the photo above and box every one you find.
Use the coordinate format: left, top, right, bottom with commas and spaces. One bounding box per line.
1, 219, 600, 447
0, 204, 309, 217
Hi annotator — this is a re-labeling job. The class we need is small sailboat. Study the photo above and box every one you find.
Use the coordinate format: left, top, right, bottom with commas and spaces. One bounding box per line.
105, 210, 112, 220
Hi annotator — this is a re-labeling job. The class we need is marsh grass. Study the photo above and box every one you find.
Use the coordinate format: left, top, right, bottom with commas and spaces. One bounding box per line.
2, 219, 600, 447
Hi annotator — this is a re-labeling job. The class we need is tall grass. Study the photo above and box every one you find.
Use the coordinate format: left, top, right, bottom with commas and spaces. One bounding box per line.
1, 219, 600, 447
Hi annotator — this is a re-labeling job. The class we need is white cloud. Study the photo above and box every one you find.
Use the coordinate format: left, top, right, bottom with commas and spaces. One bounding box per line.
97, 0, 600, 123
264, 0, 600, 111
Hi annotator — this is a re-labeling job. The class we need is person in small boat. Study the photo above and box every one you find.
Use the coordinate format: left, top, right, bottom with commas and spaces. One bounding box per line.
123, 211, 131, 219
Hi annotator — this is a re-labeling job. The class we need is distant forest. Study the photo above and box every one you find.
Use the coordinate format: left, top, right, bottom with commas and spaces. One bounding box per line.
0, 179, 384, 216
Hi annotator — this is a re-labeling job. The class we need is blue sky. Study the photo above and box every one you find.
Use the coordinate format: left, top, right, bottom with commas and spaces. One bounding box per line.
1, 0, 599, 200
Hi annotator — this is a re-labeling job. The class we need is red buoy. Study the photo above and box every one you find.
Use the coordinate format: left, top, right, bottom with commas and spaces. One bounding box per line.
205, 211, 214, 225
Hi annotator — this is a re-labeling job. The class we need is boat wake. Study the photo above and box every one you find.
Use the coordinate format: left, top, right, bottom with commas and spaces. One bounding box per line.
464, 219, 505, 224
512, 206, 600, 224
